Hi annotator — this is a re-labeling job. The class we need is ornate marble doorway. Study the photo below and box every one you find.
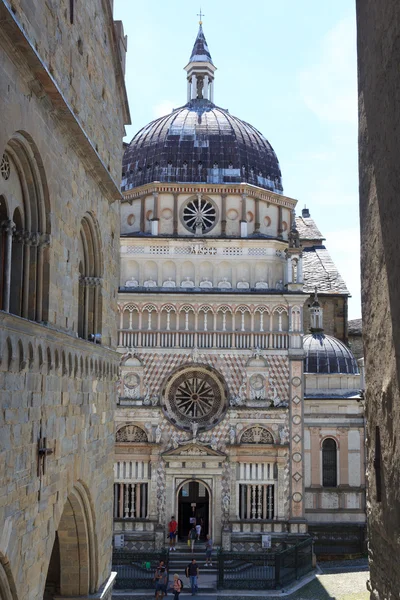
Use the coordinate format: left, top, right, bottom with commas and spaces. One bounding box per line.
177, 480, 210, 538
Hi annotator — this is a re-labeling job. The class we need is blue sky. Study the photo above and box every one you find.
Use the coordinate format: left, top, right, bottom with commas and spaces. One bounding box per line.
113, 1, 360, 319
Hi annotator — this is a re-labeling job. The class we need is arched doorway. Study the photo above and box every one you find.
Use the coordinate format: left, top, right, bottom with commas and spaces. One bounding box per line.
44, 483, 98, 598
177, 480, 210, 539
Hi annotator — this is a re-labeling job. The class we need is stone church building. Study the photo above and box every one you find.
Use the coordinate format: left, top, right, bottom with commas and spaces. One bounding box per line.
0, 1, 129, 599
115, 25, 365, 553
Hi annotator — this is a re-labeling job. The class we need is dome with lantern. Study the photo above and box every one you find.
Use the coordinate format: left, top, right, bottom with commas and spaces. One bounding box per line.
303, 292, 359, 375
122, 23, 283, 194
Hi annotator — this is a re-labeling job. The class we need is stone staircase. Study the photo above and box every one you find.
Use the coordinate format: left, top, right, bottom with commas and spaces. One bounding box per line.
166, 542, 217, 592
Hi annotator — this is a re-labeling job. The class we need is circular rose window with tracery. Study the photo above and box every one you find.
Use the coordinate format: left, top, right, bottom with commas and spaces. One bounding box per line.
181, 195, 218, 233
162, 365, 228, 431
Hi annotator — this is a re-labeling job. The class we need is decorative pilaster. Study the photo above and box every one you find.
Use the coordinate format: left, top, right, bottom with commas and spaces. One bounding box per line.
240, 192, 247, 237
221, 193, 227, 236
288, 349, 306, 532
173, 193, 179, 235
152, 192, 159, 235
254, 198, 260, 233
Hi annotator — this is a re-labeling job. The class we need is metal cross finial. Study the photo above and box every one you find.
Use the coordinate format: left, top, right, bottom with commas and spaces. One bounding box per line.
197, 8, 204, 24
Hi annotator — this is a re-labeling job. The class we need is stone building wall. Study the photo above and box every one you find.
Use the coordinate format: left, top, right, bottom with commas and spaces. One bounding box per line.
357, 1, 400, 597
0, 1, 129, 598
4, 0, 129, 183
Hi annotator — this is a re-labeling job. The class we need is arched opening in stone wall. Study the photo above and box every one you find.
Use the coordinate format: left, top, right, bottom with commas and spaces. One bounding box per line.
0, 133, 51, 321
177, 480, 210, 540
44, 484, 98, 598
78, 213, 103, 341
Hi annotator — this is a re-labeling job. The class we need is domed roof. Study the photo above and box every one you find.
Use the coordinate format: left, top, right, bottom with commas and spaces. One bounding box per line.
122, 24, 282, 194
122, 100, 283, 193
304, 333, 359, 375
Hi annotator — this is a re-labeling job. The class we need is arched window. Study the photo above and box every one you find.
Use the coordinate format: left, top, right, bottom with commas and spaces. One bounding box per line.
322, 438, 337, 487
0, 133, 50, 321
78, 214, 102, 341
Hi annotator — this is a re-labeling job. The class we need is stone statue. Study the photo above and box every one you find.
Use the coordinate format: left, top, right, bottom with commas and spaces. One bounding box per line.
171, 432, 180, 449
145, 422, 153, 442
222, 493, 230, 519
155, 424, 162, 444
229, 427, 236, 445
279, 427, 289, 445
210, 434, 218, 451
143, 386, 151, 405
191, 421, 199, 440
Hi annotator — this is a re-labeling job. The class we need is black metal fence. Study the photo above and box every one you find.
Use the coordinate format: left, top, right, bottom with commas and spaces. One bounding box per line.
112, 549, 168, 590
217, 538, 313, 590
309, 524, 367, 556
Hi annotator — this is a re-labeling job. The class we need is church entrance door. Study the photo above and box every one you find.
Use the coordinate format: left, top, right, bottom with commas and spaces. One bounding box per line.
178, 480, 210, 540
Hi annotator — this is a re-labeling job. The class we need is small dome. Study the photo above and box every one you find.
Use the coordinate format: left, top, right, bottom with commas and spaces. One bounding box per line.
304, 334, 359, 374
122, 99, 283, 193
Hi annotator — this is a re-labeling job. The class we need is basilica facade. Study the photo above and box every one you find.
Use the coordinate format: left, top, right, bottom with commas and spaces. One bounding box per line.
114, 24, 365, 553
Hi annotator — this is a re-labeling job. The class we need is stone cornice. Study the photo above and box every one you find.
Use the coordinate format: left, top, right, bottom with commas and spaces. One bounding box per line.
122, 181, 298, 210
0, 1, 123, 203
0, 311, 118, 360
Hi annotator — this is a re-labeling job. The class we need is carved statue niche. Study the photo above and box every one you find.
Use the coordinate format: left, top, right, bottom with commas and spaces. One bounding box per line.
245, 351, 270, 406
120, 354, 144, 402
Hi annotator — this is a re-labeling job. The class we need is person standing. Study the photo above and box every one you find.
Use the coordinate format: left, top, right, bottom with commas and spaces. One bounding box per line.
171, 573, 183, 600
195, 522, 201, 540
168, 515, 178, 551
189, 525, 197, 553
205, 534, 213, 567
185, 558, 199, 596
154, 561, 168, 600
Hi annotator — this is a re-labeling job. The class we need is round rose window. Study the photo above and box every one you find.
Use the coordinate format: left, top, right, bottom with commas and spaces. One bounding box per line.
181, 195, 218, 233
161, 365, 228, 431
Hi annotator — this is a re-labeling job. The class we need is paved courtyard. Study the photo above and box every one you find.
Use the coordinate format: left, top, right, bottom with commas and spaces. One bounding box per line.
113, 559, 370, 600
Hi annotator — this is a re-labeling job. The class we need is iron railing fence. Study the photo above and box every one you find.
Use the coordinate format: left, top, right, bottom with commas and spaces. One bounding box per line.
112, 549, 168, 590
217, 537, 313, 590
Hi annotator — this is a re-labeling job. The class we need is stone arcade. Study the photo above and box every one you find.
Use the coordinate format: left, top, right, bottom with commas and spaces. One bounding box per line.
114, 24, 366, 553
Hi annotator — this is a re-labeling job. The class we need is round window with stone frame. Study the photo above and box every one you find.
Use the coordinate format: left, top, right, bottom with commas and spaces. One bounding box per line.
180, 194, 219, 234
161, 364, 228, 432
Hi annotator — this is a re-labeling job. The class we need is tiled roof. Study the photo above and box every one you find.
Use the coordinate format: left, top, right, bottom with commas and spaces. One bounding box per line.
296, 216, 325, 241
189, 24, 213, 64
122, 100, 283, 192
348, 318, 363, 335
302, 245, 350, 295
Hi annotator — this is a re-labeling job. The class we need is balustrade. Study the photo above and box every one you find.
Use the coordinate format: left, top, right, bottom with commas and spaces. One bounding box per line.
118, 328, 289, 350
239, 483, 275, 520
114, 482, 148, 519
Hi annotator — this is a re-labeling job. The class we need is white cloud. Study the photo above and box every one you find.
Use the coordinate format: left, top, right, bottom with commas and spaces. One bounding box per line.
152, 101, 176, 119
298, 17, 357, 125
